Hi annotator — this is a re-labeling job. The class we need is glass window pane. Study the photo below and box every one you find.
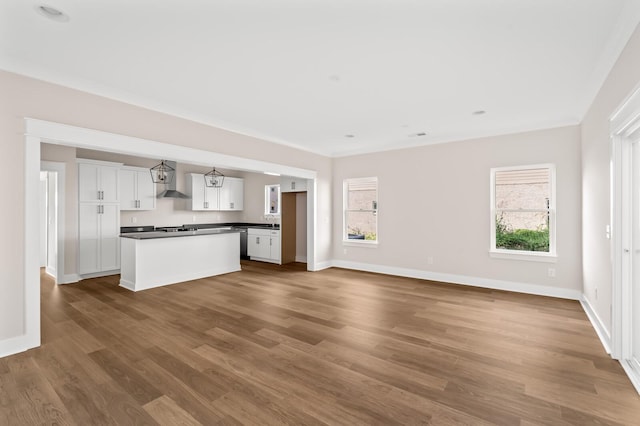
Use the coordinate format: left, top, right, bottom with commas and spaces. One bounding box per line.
495, 168, 549, 210
495, 211, 549, 252
348, 189, 377, 210
346, 211, 377, 241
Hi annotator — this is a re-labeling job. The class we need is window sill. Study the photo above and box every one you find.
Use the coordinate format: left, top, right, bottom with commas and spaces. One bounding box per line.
489, 250, 557, 263
342, 240, 378, 248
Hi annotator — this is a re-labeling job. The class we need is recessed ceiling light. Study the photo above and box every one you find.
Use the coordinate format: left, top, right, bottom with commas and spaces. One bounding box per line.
329, 75, 341, 82
264, 172, 280, 176
345, 134, 355, 138
409, 132, 427, 137
472, 110, 486, 115
36, 5, 69, 22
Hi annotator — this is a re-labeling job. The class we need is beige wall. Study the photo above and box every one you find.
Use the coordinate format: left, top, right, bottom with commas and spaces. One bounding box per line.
581, 24, 640, 335
0, 70, 332, 342
333, 125, 583, 292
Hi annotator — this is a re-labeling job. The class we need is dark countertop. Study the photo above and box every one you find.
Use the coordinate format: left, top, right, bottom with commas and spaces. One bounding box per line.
120, 228, 240, 240
191, 222, 279, 230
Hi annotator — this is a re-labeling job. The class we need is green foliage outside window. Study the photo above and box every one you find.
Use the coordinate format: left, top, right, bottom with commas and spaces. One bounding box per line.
495, 214, 549, 252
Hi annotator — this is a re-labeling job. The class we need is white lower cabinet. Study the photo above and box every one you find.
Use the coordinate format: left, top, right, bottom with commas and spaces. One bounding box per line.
78, 203, 120, 275
247, 228, 280, 264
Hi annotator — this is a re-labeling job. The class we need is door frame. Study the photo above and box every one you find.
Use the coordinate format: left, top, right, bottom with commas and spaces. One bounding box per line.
40, 162, 66, 285
611, 83, 640, 394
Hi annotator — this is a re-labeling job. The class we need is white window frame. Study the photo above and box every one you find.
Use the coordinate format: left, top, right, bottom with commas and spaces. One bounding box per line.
489, 164, 557, 262
343, 177, 378, 246
264, 184, 281, 216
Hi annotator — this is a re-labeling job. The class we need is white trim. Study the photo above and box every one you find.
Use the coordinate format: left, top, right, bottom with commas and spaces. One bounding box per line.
23, 136, 41, 353
330, 260, 581, 300
490, 163, 556, 257
621, 361, 640, 395
342, 240, 379, 248
580, 295, 612, 355
40, 161, 66, 285
79, 270, 120, 280
312, 260, 333, 271
61, 274, 80, 284
11, 117, 321, 358
26, 118, 317, 179
0, 334, 36, 358
489, 250, 557, 263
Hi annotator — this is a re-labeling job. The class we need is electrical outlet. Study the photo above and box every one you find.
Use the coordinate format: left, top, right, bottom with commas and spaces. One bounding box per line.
192, 215, 197, 222
427, 256, 434, 265
343, 248, 347, 255
131, 217, 137, 224
548, 268, 556, 278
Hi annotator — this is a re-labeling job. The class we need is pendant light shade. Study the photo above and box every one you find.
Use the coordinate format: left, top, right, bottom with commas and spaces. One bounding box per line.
150, 160, 175, 184
204, 167, 225, 188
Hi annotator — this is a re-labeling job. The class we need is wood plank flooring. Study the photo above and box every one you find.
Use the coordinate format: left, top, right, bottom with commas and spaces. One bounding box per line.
1, 262, 639, 425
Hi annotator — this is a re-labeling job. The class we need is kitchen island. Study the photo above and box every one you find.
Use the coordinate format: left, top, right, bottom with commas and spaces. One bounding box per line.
119, 228, 240, 291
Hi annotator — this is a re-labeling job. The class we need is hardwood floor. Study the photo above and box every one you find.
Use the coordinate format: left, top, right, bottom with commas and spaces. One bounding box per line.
1, 263, 639, 425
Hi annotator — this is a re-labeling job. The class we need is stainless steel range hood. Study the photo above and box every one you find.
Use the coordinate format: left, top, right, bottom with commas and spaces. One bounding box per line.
156, 161, 190, 199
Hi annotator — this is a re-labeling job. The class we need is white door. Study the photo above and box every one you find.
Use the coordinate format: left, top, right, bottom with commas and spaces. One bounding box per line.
630, 140, 640, 373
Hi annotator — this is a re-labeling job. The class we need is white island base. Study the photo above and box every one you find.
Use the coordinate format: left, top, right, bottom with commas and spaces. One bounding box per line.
120, 232, 240, 291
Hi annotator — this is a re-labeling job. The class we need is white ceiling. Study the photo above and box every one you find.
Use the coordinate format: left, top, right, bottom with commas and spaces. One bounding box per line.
2, 1, 640, 157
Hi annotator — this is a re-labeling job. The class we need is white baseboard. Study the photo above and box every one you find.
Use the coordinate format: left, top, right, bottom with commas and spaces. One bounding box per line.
61, 273, 80, 284
78, 270, 120, 280
312, 260, 333, 271
45, 267, 56, 278
0, 333, 39, 358
329, 260, 582, 300
295, 255, 307, 263
621, 360, 640, 395
580, 295, 612, 354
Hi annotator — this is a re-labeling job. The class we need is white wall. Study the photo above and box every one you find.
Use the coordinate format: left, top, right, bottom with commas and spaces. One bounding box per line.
333, 125, 583, 295
582, 24, 640, 336
0, 69, 332, 344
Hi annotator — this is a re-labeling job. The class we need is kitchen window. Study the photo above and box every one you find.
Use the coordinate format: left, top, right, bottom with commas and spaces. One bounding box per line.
264, 184, 280, 215
343, 177, 378, 244
490, 164, 556, 261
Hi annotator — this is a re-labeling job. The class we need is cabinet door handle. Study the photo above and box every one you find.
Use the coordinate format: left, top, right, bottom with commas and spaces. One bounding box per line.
256, 237, 260, 244
291, 181, 295, 190
270, 238, 272, 246
230, 202, 234, 209
136, 200, 140, 208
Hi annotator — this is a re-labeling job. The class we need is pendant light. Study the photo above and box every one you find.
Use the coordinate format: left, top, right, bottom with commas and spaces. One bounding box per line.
204, 167, 225, 188
150, 160, 175, 184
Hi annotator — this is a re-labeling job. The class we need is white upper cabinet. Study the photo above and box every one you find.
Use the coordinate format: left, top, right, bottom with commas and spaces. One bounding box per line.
186, 173, 219, 211
186, 173, 243, 211
78, 159, 121, 202
219, 177, 244, 211
280, 176, 307, 193
120, 166, 156, 211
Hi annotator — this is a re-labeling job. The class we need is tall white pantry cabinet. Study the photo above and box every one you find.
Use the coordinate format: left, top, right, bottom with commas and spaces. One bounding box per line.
77, 159, 122, 276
